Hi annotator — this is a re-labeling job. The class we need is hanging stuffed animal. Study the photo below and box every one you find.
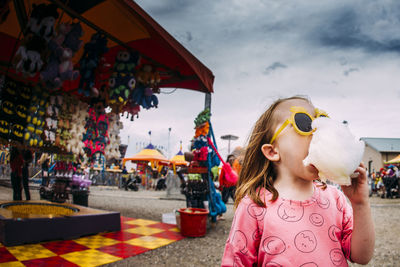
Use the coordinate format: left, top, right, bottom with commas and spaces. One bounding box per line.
113, 50, 140, 74
14, 3, 59, 77
24, 84, 47, 147
108, 50, 140, 107
130, 84, 158, 110
78, 32, 109, 97
58, 23, 82, 80
26, 3, 59, 42
0, 79, 15, 141
14, 35, 46, 77
63, 22, 83, 53
40, 22, 80, 89
108, 72, 135, 106
136, 64, 161, 86
122, 101, 140, 121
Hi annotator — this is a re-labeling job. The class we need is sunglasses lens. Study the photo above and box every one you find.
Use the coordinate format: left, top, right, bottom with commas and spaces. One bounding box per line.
294, 113, 313, 132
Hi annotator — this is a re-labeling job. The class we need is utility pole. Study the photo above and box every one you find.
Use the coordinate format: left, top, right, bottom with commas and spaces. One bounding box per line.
168, 127, 172, 158
205, 93, 211, 111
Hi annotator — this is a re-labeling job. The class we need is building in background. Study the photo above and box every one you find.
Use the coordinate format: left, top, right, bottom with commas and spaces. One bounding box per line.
361, 138, 400, 173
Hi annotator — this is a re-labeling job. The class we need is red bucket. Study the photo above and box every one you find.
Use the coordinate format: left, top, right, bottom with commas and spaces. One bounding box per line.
178, 208, 209, 237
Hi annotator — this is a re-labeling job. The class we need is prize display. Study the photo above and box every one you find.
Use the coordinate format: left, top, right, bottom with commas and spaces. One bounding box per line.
0, 2, 163, 158
182, 109, 226, 222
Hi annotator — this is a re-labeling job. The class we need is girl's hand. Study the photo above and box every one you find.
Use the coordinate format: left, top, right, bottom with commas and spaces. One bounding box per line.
341, 162, 369, 205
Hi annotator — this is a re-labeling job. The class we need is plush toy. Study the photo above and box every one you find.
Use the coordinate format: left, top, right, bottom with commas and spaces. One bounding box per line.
27, 3, 59, 42
14, 3, 58, 77
194, 108, 211, 127
130, 85, 158, 110
143, 87, 158, 109
14, 35, 46, 77
136, 64, 161, 86
63, 23, 83, 53
58, 46, 79, 82
66, 99, 88, 155
122, 102, 140, 121
0, 78, 24, 142
113, 50, 140, 74
108, 50, 139, 107
195, 121, 209, 138
108, 73, 135, 106
41, 22, 82, 89
40, 23, 74, 89
104, 113, 123, 160
193, 146, 208, 162
0, 119, 9, 140
78, 32, 109, 96
40, 47, 61, 89
58, 23, 82, 81
19, 84, 32, 104
24, 84, 47, 147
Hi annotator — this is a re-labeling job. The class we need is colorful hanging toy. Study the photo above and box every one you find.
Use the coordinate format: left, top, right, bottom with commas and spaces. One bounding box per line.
78, 32, 109, 97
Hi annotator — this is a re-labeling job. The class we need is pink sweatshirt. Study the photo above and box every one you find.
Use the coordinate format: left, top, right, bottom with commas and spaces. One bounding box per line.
221, 184, 353, 266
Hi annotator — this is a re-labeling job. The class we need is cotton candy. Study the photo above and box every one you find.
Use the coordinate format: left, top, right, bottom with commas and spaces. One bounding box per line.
303, 117, 365, 185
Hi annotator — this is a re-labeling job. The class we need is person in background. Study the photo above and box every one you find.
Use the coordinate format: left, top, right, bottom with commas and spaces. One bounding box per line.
121, 165, 129, 190
395, 166, 400, 198
219, 154, 237, 204
22, 149, 33, 200
9, 146, 23, 200
38, 153, 50, 186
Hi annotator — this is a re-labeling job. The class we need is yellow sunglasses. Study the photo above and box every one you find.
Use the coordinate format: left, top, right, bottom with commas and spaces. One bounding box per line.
269, 106, 328, 144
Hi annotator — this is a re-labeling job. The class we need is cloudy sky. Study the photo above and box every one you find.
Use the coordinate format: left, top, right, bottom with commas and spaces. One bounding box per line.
121, 0, 400, 160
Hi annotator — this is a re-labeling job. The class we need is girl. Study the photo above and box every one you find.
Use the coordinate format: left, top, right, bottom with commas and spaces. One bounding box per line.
221, 96, 374, 266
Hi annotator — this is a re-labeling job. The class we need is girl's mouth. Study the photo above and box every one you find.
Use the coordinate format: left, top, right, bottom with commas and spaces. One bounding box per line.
309, 164, 318, 172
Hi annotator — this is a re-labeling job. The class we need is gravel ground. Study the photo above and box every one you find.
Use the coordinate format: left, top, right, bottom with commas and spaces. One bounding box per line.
0, 185, 399, 267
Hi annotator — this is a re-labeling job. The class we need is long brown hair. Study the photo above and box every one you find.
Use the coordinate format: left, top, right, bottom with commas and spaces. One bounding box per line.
234, 96, 312, 208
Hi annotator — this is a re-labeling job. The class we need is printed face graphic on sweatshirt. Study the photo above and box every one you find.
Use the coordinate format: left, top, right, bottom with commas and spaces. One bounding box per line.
294, 230, 317, 253
277, 202, 304, 222
309, 213, 324, 227
262, 236, 286, 255
247, 203, 267, 221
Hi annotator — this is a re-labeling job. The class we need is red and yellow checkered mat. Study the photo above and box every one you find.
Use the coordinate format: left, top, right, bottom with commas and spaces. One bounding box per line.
0, 216, 184, 266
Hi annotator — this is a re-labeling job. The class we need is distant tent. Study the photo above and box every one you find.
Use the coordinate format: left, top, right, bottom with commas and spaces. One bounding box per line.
170, 150, 189, 166
122, 143, 169, 167
386, 154, 400, 164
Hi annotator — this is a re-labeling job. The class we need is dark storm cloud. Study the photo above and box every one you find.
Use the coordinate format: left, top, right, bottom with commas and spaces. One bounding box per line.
263, 62, 287, 75
315, 4, 400, 53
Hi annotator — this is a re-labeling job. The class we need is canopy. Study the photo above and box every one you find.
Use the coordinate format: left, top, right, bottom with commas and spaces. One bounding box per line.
170, 150, 189, 166
122, 143, 169, 165
0, 0, 214, 93
385, 154, 400, 164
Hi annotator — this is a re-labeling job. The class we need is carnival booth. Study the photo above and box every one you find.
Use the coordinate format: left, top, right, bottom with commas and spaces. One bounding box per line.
0, 0, 213, 200
122, 143, 170, 189
0, 1, 215, 245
